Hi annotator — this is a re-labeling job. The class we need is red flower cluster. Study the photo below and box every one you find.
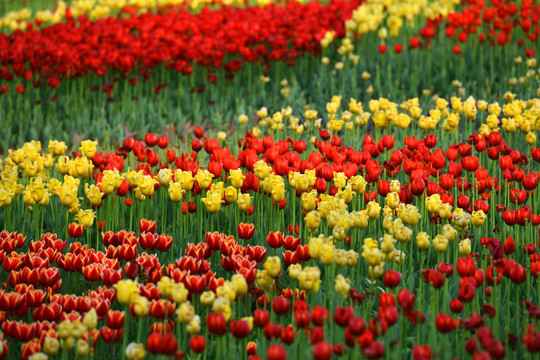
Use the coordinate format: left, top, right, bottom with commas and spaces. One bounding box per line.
0, 0, 360, 87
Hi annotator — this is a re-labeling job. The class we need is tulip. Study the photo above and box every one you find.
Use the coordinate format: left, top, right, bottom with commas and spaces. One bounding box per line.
266, 231, 283, 248
267, 344, 287, 360
114, 280, 140, 306
146, 332, 177, 355
272, 296, 290, 315
229, 319, 250, 338
237, 223, 255, 240
334, 305, 353, 327
207, 312, 227, 335
313, 341, 333, 360
68, 223, 84, 238
383, 270, 402, 288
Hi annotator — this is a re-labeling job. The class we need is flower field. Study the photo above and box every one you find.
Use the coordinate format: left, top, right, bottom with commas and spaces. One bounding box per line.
0, 0, 540, 359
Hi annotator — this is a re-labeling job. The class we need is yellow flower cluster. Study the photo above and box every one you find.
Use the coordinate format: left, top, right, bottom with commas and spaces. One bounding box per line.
346, 0, 457, 39
308, 234, 359, 267
289, 264, 322, 293
508, 56, 539, 88
47, 308, 98, 357
0, 7, 32, 31
257, 256, 282, 291
1, 0, 226, 30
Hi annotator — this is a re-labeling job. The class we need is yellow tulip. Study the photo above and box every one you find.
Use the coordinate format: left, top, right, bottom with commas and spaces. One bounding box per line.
335, 274, 351, 298
224, 186, 237, 203
169, 182, 185, 202
301, 190, 317, 211
85, 184, 103, 206
79, 140, 98, 159
187, 315, 201, 335
82, 308, 98, 331
320, 243, 335, 266
48, 140, 67, 156
308, 236, 323, 259
471, 210, 486, 227
439, 203, 453, 219
231, 274, 247, 296
366, 201, 381, 219
137, 175, 157, 197
333, 172, 347, 190
201, 191, 222, 213
76, 209, 95, 229
288, 264, 302, 281
101, 170, 122, 194
171, 283, 188, 304
254, 161, 271, 180
433, 234, 449, 253
125, 343, 146, 360
385, 192, 400, 209
157, 168, 172, 187
394, 225, 412, 244
157, 276, 175, 298
59, 185, 78, 208
264, 256, 282, 278
200, 291, 216, 307
459, 238, 472, 256
425, 194, 442, 213
237, 193, 251, 212
115, 280, 140, 306
195, 170, 213, 190
298, 267, 321, 293
304, 211, 321, 233
271, 182, 286, 203
131, 296, 149, 317
177, 302, 196, 324
229, 169, 245, 189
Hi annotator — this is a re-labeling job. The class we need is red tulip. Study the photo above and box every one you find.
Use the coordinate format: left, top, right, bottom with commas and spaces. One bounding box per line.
237, 223, 255, 240
435, 313, 456, 333
410, 37, 420, 48
313, 341, 333, 360
294, 310, 311, 328
267, 344, 287, 360
253, 309, 270, 328
397, 289, 415, 313
189, 335, 206, 353
382, 270, 401, 288
194, 126, 204, 139
264, 323, 281, 340
266, 231, 283, 248
280, 325, 295, 345
106, 310, 125, 329
139, 219, 156, 233
204, 139, 219, 154
100, 327, 122, 343
272, 296, 290, 315
450, 299, 463, 313
146, 332, 178, 355
192, 139, 203, 152
457, 257, 476, 277
334, 305, 353, 327
207, 312, 227, 335
438, 174, 454, 191
144, 133, 158, 147
412, 345, 432, 360
68, 223, 84, 238
311, 306, 329, 326
363, 340, 385, 359
504, 236, 515, 255
157, 136, 169, 149
229, 319, 250, 338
